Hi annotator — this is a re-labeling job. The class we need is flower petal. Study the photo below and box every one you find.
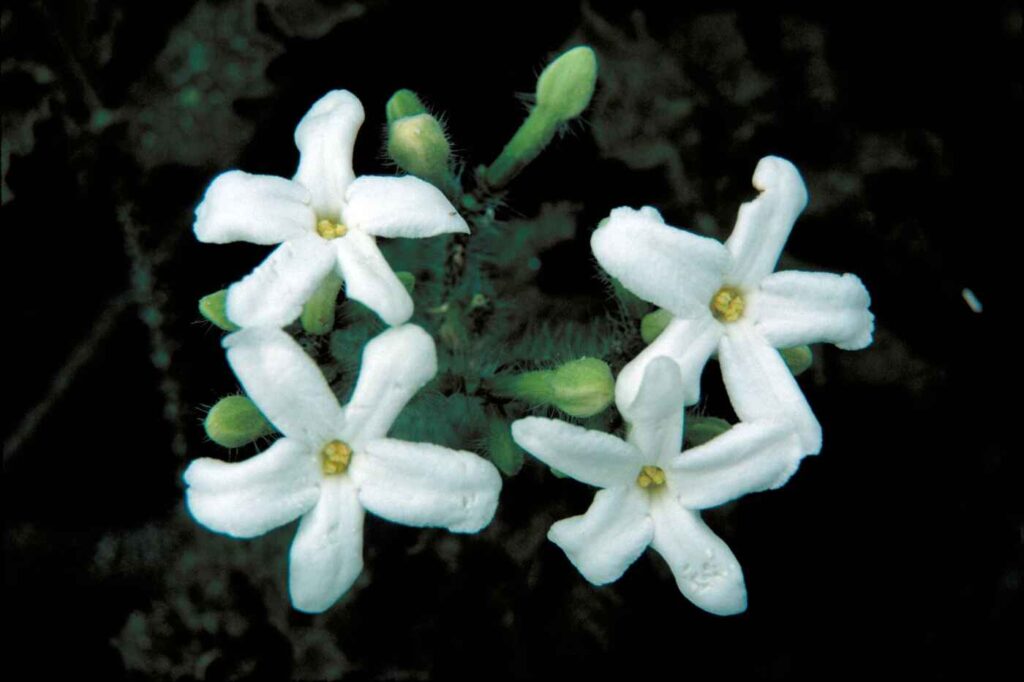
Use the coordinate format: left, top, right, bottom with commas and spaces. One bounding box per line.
548, 486, 653, 585
334, 229, 414, 326
225, 232, 336, 328
288, 475, 364, 613
340, 324, 437, 445
591, 206, 731, 318
510, 417, 641, 488
724, 156, 809, 287
194, 171, 315, 245
224, 327, 346, 443
615, 314, 722, 410
293, 90, 364, 220
751, 270, 874, 350
623, 356, 687, 465
649, 495, 747, 616
718, 321, 822, 455
342, 175, 469, 238
184, 437, 320, 538
666, 420, 803, 509
351, 439, 501, 533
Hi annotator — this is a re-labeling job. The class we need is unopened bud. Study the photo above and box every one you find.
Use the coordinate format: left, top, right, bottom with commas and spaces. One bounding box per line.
387, 113, 453, 189
779, 345, 813, 376
640, 308, 673, 344
535, 46, 598, 122
300, 272, 343, 335
198, 289, 239, 332
204, 395, 274, 448
486, 416, 525, 476
685, 416, 731, 447
385, 89, 427, 124
491, 357, 613, 418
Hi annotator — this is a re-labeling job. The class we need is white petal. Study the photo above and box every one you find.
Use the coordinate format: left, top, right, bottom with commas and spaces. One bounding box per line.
666, 420, 803, 509
293, 90, 364, 220
334, 229, 414, 326
225, 232, 336, 328
750, 270, 874, 350
623, 357, 686, 465
649, 495, 747, 616
343, 175, 469, 238
340, 324, 437, 445
351, 439, 502, 533
184, 438, 320, 538
615, 314, 722, 410
724, 156, 809, 287
510, 417, 641, 488
288, 476, 364, 613
224, 327, 346, 443
193, 171, 315, 245
548, 486, 654, 585
591, 206, 731, 318
718, 322, 822, 455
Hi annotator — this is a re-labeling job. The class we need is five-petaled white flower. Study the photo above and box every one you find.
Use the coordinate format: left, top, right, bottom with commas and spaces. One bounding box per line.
194, 89, 469, 328
184, 324, 502, 613
511, 356, 801, 616
592, 156, 874, 456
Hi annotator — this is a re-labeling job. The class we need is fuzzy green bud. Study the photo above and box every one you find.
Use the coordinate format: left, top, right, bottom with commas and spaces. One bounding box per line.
385, 89, 427, 124
204, 395, 274, 448
300, 272, 343, 335
640, 308, 673, 344
387, 113, 453, 190
490, 357, 613, 418
535, 46, 598, 122
486, 416, 525, 476
685, 416, 731, 447
198, 289, 238, 332
780, 345, 813, 376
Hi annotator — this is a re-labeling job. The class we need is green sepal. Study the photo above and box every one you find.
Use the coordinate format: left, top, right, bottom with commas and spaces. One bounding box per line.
685, 415, 731, 447
780, 345, 813, 376
300, 272, 343, 335
198, 289, 239, 332
204, 395, 275, 448
640, 308, 673, 344
486, 416, 525, 476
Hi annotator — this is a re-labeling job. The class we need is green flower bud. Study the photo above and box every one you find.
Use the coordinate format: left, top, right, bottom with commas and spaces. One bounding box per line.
204, 395, 275, 448
385, 88, 427, 124
640, 308, 673, 344
780, 345, 813, 376
300, 272, 343, 335
198, 289, 238, 332
535, 45, 598, 123
387, 113, 453, 190
396, 271, 416, 293
486, 416, 524, 476
490, 357, 614, 418
685, 416, 731, 447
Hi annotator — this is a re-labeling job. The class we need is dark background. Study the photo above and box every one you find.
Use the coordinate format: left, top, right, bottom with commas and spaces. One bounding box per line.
3, 1, 1020, 679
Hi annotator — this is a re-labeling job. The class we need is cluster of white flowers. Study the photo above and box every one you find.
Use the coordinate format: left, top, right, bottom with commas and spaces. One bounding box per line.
186, 89, 873, 616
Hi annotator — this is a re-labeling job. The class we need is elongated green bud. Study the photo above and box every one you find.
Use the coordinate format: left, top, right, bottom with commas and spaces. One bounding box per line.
198, 289, 238, 332
385, 89, 427, 124
204, 395, 275, 448
300, 272, 344, 335
780, 345, 813, 376
486, 416, 525, 476
685, 416, 731, 447
535, 46, 598, 122
490, 357, 613, 418
388, 113, 453, 190
640, 308, 673, 343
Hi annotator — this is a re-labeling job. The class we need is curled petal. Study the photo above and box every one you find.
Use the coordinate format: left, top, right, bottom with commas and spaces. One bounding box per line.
341, 324, 437, 445
616, 314, 722, 410
649, 495, 747, 616
548, 486, 654, 585
184, 438, 320, 538
666, 420, 803, 509
591, 206, 731, 318
724, 156, 809, 287
623, 357, 687, 465
194, 171, 315, 245
751, 270, 874, 350
224, 327, 346, 444
293, 90, 364, 219
719, 322, 822, 455
343, 175, 469, 238
334, 229, 414, 326
225, 232, 336, 328
511, 417, 641, 488
351, 439, 501, 533
288, 476, 364, 613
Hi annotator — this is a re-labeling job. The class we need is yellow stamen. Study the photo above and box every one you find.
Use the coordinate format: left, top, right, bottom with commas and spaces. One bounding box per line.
710, 286, 745, 322
316, 219, 349, 240
636, 465, 666, 489
320, 439, 353, 475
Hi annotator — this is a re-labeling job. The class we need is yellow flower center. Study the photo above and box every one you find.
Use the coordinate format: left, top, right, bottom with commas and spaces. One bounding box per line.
320, 439, 353, 475
636, 465, 666, 489
316, 219, 349, 240
709, 286, 745, 322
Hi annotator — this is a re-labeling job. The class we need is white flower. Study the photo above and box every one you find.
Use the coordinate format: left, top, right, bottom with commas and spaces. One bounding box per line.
511, 357, 801, 616
183, 324, 502, 613
592, 156, 874, 455
194, 90, 469, 328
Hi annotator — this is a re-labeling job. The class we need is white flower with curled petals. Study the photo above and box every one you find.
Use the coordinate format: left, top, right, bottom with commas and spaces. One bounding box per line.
511, 356, 801, 616
592, 156, 874, 456
194, 90, 469, 328
183, 324, 501, 613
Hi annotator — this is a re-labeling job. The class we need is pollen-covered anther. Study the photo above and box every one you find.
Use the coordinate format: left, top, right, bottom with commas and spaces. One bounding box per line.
636, 464, 667, 489
320, 439, 353, 475
316, 219, 349, 240
710, 286, 746, 322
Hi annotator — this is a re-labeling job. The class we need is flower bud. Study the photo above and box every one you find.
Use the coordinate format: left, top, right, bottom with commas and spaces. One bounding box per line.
640, 308, 673, 344
779, 345, 813, 376
490, 357, 614, 418
685, 416, 731, 447
385, 88, 427, 124
300, 272, 343, 335
387, 113, 453, 189
198, 289, 238, 332
204, 395, 274, 448
535, 46, 598, 123
486, 416, 524, 476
